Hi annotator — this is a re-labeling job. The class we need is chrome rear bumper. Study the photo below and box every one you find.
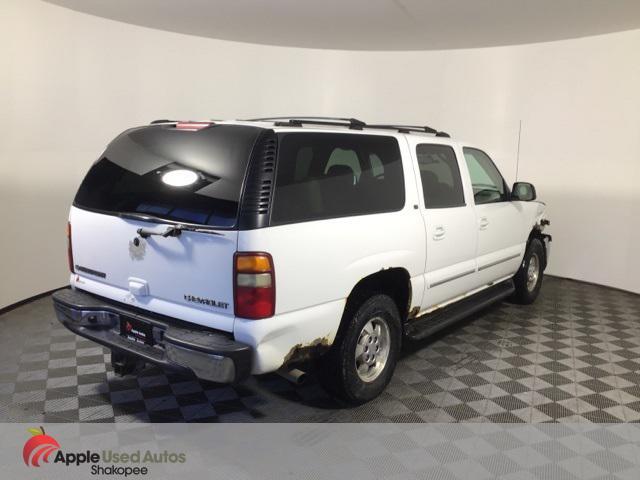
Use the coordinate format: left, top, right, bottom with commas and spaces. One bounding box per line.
52, 288, 251, 383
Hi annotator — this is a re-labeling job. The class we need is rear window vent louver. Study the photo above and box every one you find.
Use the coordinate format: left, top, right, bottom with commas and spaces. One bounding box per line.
238, 130, 278, 229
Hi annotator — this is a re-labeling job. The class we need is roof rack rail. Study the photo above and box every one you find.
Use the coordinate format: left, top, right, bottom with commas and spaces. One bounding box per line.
242, 117, 450, 136
246, 116, 367, 130
368, 124, 450, 137
276, 119, 365, 130
367, 124, 437, 134
247, 116, 365, 124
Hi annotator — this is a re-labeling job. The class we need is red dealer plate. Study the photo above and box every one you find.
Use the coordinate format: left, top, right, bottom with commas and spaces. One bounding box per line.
120, 317, 154, 346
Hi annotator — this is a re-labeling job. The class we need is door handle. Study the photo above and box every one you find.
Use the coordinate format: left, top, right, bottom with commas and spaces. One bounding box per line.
433, 226, 446, 240
479, 217, 489, 230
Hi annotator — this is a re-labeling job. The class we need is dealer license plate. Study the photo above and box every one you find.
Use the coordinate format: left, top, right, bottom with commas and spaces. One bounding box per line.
120, 317, 154, 346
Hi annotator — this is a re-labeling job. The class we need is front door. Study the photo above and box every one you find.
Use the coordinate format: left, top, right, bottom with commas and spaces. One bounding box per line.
462, 147, 525, 286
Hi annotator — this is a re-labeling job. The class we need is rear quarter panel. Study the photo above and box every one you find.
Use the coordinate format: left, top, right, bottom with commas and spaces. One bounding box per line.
239, 210, 425, 315
234, 136, 426, 372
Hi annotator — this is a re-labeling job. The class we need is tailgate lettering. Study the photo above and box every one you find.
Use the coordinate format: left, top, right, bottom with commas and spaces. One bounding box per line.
184, 294, 229, 310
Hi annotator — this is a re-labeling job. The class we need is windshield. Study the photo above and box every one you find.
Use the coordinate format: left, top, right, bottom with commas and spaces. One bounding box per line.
74, 124, 263, 228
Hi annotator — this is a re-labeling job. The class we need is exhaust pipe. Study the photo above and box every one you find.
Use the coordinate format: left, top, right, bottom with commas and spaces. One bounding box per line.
277, 368, 307, 386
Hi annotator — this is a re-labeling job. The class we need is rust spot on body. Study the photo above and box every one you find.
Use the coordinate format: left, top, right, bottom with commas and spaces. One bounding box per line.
282, 335, 331, 366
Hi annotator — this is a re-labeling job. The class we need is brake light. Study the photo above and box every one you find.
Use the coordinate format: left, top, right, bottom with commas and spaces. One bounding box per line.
234, 252, 275, 319
66, 222, 74, 273
175, 121, 213, 131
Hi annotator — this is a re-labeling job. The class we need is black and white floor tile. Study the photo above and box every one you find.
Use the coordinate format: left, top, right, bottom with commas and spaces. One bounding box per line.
1, 276, 639, 423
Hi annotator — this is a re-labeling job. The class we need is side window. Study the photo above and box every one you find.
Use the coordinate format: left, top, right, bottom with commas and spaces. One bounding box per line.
272, 133, 405, 224
416, 144, 465, 208
463, 148, 508, 204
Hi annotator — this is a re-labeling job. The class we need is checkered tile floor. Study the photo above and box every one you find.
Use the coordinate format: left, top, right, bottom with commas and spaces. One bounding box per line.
1, 276, 639, 423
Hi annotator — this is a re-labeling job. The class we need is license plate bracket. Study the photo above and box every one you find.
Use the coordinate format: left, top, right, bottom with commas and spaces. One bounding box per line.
120, 316, 154, 346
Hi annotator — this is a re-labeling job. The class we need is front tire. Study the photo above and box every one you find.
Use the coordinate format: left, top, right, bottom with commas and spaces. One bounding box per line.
512, 238, 544, 304
319, 294, 401, 404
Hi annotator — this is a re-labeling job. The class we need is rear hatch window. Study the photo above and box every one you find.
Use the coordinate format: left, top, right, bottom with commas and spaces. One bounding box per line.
74, 124, 263, 228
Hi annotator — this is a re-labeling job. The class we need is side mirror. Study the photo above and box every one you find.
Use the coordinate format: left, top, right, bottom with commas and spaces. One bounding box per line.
511, 182, 536, 201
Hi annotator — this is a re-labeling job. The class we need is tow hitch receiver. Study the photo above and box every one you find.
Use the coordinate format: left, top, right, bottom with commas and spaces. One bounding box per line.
111, 351, 144, 376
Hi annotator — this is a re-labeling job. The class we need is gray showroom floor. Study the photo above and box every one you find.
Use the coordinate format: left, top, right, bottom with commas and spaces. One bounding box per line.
1, 276, 639, 423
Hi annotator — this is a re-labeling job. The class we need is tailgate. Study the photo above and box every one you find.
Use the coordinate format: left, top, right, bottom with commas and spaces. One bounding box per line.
70, 206, 237, 332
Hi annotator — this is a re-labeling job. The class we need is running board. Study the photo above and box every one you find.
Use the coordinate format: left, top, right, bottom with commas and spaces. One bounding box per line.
405, 280, 515, 340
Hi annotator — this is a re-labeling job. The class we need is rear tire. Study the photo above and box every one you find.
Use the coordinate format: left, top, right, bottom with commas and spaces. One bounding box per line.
318, 294, 401, 404
512, 238, 544, 304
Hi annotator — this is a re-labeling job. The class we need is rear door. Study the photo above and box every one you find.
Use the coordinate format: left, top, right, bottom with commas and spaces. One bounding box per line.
408, 140, 478, 311
69, 123, 264, 332
462, 147, 525, 285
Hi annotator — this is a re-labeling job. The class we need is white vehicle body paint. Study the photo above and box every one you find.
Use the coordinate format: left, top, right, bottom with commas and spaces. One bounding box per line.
64, 120, 549, 377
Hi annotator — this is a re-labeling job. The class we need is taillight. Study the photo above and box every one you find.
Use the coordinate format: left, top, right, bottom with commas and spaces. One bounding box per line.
234, 252, 275, 319
67, 222, 74, 273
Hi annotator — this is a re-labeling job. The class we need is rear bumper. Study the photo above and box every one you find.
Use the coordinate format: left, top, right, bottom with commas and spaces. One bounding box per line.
52, 288, 252, 383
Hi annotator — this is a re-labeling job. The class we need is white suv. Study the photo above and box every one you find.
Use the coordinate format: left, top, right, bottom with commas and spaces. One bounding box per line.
53, 116, 551, 403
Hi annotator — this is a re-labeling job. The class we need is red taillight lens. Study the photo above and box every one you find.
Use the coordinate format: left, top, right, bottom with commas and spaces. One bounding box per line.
234, 253, 275, 319
66, 222, 74, 273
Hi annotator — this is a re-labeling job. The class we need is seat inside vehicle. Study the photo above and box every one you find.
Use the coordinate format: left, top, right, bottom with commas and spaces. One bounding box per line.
421, 170, 455, 207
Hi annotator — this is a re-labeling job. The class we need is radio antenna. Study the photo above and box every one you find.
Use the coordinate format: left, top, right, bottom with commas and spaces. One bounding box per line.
515, 120, 522, 181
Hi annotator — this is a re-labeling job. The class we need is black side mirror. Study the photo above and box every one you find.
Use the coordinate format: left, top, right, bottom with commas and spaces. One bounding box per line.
511, 182, 536, 201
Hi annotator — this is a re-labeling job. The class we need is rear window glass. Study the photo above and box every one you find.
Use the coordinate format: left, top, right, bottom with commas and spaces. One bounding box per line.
271, 133, 404, 225
74, 124, 262, 228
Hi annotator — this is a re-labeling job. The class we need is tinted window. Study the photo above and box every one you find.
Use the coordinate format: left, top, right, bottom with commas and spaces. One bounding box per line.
293, 146, 313, 182
272, 133, 404, 224
74, 124, 262, 227
463, 148, 508, 204
416, 144, 465, 208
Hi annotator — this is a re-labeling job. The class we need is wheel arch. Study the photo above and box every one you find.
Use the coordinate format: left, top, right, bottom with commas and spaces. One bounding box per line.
337, 268, 412, 339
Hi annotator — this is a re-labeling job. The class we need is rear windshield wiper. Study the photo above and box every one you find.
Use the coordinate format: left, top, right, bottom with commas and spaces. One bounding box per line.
117, 212, 225, 237
136, 224, 222, 238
